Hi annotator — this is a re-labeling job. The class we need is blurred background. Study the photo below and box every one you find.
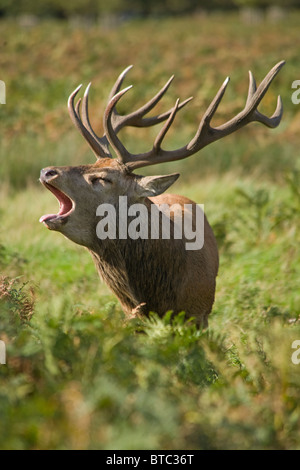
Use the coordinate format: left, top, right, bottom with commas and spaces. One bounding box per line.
0, 0, 300, 451
0, 0, 299, 186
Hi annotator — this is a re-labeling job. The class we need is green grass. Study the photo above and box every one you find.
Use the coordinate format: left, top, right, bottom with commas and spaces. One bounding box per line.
0, 12, 300, 449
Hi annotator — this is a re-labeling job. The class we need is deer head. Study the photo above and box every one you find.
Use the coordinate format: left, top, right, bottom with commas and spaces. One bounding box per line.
39, 61, 284, 325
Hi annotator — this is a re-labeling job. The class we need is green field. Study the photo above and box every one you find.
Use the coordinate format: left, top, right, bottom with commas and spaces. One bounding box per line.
0, 12, 300, 449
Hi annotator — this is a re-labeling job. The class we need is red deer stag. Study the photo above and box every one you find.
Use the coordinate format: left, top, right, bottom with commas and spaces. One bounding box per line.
39, 61, 284, 327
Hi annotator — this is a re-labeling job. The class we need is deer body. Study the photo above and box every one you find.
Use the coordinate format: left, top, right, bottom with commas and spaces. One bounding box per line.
40, 158, 218, 326
91, 207, 218, 325
40, 62, 284, 326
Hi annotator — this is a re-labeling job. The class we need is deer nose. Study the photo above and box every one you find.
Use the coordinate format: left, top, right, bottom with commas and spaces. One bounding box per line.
40, 168, 58, 181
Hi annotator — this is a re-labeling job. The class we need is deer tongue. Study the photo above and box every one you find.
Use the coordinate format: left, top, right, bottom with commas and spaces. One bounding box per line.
39, 184, 73, 224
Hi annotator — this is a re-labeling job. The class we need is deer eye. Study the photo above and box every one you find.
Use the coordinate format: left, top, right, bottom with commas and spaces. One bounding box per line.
90, 176, 112, 185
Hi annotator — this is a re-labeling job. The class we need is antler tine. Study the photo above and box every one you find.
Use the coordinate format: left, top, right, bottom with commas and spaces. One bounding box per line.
214, 60, 285, 135
153, 98, 180, 152
73, 66, 135, 158
81, 83, 111, 158
103, 83, 192, 164
131, 96, 193, 129
246, 66, 283, 128
107, 65, 177, 131
110, 72, 192, 133
188, 61, 285, 151
68, 66, 194, 162
187, 76, 230, 152
107, 65, 133, 102
68, 85, 110, 159
247, 70, 257, 106
124, 60, 285, 170
103, 86, 133, 162
246, 60, 284, 114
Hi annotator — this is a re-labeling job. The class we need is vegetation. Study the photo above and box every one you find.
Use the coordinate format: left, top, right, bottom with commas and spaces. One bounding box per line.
0, 0, 299, 19
0, 12, 300, 449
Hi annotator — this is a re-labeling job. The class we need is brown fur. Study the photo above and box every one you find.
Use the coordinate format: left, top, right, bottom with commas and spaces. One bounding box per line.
40, 159, 218, 327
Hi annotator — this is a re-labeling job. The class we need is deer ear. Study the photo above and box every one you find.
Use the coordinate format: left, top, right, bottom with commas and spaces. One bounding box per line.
135, 173, 180, 198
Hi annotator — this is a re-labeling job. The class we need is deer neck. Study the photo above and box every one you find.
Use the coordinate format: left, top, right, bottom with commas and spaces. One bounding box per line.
87, 197, 185, 316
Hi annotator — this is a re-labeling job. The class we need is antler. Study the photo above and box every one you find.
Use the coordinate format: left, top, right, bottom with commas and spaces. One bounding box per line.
68, 65, 192, 160
68, 61, 285, 170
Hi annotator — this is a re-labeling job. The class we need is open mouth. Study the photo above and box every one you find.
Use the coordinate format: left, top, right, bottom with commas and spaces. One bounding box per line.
39, 183, 74, 225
